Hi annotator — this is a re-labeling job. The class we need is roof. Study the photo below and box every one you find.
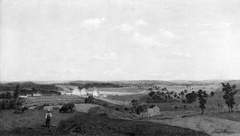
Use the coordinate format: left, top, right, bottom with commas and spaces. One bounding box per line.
66, 90, 72, 93
148, 105, 157, 109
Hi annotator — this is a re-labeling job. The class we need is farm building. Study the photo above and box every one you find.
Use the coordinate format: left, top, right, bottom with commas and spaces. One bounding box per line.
65, 90, 72, 95
72, 87, 81, 96
93, 89, 100, 97
33, 93, 41, 97
80, 88, 88, 96
19, 95, 28, 98
147, 105, 160, 117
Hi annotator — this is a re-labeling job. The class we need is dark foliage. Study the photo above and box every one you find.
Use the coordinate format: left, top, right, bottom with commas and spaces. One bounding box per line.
197, 89, 208, 114
210, 91, 215, 97
84, 95, 94, 103
78, 82, 122, 89
14, 85, 20, 98
222, 83, 237, 112
185, 91, 197, 104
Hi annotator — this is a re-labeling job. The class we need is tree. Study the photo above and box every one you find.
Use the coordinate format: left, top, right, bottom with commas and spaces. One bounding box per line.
185, 91, 197, 103
180, 91, 185, 98
6, 92, 12, 99
184, 89, 188, 93
135, 105, 144, 115
131, 99, 139, 108
148, 91, 155, 97
84, 95, 94, 103
210, 91, 215, 97
14, 84, 20, 99
197, 89, 208, 114
222, 83, 237, 112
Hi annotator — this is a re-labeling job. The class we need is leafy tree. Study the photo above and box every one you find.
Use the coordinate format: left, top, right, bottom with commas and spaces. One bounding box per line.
210, 91, 215, 97
184, 89, 188, 93
197, 89, 208, 114
222, 83, 237, 112
180, 91, 185, 98
135, 105, 144, 115
84, 95, 94, 103
6, 92, 12, 99
131, 99, 139, 108
148, 91, 155, 97
14, 84, 20, 98
185, 91, 197, 103
174, 93, 177, 98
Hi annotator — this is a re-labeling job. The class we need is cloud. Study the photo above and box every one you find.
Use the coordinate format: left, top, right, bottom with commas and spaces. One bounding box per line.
58, 68, 86, 74
159, 28, 176, 39
170, 52, 192, 59
91, 52, 117, 60
120, 23, 135, 32
104, 68, 126, 77
131, 28, 178, 49
132, 32, 163, 49
196, 22, 233, 28
135, 19, 148, 26
80, 18, 105, 28
158, 51, 193, 59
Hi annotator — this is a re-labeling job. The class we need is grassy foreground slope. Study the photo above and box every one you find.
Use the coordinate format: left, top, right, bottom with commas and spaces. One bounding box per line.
57, 113, 209, 136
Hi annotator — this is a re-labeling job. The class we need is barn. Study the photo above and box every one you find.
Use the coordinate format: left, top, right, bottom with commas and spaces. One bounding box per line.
92, 89, 100, 97
147, 105, 160, 117
72, 87, 81, 96
80, 88, 88, 96
33, 93, 41, 97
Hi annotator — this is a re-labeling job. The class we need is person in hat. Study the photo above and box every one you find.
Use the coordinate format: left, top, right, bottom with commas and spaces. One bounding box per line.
45, 109, 52, 128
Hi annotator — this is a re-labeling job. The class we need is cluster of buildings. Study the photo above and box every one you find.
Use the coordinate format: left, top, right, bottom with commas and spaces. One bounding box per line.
64, 87, 100, 97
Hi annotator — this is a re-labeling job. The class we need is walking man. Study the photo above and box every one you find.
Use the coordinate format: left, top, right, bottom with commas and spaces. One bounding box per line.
45, 109, 52, 128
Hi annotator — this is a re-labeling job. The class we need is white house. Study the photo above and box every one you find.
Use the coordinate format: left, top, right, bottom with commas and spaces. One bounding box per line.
147, 105, 160, 117
93, 89, 100, 97
71, 87, 81, 96
33, 93, 41, 97
65, 90, 72, 95
80, 88, 88, 96
19, 95, 28, 98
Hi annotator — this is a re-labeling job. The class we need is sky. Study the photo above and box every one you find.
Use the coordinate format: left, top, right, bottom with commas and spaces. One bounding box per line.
1, 0, 240, 81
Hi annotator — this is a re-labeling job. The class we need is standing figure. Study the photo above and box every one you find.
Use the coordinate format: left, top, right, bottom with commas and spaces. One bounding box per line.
45, 109, 52, 128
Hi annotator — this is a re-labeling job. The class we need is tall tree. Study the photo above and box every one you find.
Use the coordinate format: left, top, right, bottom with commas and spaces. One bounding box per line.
222, 83, 237, 112
210, 91, 215, 97
197, 89, 208, 114
14, 84, 20, 99
131, 99, 139, 108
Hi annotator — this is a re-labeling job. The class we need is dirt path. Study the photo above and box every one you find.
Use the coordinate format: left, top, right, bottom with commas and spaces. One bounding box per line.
147, 115, 240, 136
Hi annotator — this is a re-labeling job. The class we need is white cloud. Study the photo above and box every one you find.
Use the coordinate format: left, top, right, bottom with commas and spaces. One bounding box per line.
80, 18, 105, 28
135, 19, 148, 26
161, 52, 192, 59
172, 52, 192, 58
58, 68, 86, 74
104, 68, 126, 77
132, 32, 164, 49
91, 52, 117, 60
159, 28, 176, 39
120, 23, 135, 32
196, 22, 233, 28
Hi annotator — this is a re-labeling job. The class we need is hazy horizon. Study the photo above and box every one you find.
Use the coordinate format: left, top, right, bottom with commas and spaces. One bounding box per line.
1, 0, 240, 81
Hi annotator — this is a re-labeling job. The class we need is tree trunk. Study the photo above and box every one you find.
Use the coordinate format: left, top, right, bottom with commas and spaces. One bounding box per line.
201, 108, 204, 114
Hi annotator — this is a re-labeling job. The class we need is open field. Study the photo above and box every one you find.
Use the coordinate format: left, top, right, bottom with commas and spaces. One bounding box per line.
146, 113, 240, 136
0, 109, 78, 136
25, 95, 85, 107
